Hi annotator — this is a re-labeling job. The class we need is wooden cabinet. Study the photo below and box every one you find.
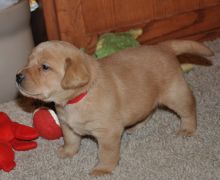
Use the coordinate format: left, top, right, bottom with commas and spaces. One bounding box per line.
40, 0, 220, 53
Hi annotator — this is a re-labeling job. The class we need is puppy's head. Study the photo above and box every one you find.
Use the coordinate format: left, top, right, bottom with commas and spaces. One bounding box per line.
16, 41, 90, 103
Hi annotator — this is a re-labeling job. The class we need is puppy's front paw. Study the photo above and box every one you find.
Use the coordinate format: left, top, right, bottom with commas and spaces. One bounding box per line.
176, 129, 195, 137
90, 167, 112, 176
57, 145, 77, 158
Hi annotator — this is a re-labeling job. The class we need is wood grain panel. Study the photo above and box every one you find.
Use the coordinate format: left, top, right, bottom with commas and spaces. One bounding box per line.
40, 0, 60, 40
153, 0, 219, 18
42, 0, 220, 53
180, 28, 220, 42
200, 0, 220, 7
113, 0, 154, 27
81, 0, 154, 33
81, 0, 220, 34
153, 0, 199, 18
139, 4, 220, 44
81, 0, 116, 34
54, 0, 97, 52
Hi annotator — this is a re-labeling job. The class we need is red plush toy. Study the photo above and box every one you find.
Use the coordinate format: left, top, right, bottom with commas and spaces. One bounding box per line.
33, 108, 62, 140
0, 112, 39, 172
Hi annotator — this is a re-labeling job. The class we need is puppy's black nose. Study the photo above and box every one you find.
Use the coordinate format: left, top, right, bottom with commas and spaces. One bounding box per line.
16, 73, 25, 84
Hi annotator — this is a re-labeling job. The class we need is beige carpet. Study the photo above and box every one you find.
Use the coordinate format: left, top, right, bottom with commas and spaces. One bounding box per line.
0, 40, 220, 180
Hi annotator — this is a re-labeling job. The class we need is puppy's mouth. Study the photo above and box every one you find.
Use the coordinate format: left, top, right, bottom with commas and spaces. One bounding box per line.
16, 83, 45, 99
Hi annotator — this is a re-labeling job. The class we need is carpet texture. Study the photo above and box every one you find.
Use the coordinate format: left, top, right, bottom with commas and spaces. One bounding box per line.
0, 40, 220, 180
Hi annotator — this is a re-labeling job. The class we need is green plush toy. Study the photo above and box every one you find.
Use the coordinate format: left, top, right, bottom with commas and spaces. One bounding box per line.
94, 29, 193, 72
95, 29, 143, 59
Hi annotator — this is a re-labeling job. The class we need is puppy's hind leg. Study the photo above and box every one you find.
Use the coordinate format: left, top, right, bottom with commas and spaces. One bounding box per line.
91, 126, 123, 176
161, 78, 197, 137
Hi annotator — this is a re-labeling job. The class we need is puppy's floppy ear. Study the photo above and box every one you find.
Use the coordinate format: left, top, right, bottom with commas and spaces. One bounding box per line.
61, 57, 90, 89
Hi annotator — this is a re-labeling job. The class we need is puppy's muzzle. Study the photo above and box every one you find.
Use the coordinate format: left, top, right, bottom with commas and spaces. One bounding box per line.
16, 73, 25, 85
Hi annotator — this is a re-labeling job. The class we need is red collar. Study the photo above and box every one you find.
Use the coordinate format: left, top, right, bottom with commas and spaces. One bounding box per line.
67, 92, 87, 105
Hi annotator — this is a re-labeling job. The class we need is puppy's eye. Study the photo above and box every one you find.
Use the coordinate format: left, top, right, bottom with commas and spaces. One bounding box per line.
41, 64, 50, 71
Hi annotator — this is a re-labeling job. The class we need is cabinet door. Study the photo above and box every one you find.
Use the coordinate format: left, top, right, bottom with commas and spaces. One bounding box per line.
81, 0, 220, 33
42, 0, 220, 52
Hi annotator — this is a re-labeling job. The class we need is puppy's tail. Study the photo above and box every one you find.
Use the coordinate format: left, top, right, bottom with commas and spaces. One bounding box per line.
159, 40, 213, 57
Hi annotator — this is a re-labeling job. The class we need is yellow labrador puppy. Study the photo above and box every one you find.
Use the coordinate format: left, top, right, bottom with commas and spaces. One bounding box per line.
16, 40, 213, 176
